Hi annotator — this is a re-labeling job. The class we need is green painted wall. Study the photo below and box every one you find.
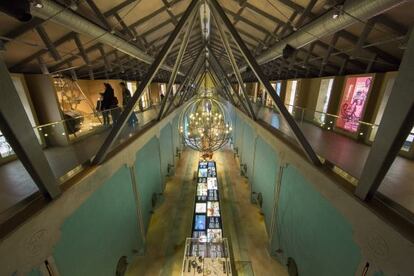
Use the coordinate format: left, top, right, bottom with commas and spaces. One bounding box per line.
27, 269, 42, 276
241, 123, 256, 179
234, 114, 244, 155
172, 115, 181, 153
231, 109, 363, 276
251, 137, 279, 233
134, 136, 162, 231
274, 165, 361, 276
160, 123, 174, 183
52, 166, 143, 276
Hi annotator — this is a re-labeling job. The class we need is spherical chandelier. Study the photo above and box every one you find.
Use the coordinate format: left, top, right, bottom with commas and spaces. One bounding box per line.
179, 91, 232, 155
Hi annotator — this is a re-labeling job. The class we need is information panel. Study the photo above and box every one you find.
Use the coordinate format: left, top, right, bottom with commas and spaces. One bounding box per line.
336, 76, 373, 133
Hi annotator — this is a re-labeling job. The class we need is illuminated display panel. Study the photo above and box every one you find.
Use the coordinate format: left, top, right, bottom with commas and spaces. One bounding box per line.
207, 229, 222, 242
207, 202, 220, 217
194, 215, 206, 230
197, 183, 208, 196
207, 178, 218, 190
198, 168, 208, 177
195, 203, 207, 213
336, 76, 373, 133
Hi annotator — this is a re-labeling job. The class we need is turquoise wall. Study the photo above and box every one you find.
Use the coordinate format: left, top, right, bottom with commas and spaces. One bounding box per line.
251, 136, 279, 233
172, 115, 181, 153
52, 166, 143, 276
27, 269, 42, 276
21, 114, 179, 276
232, 110, 363, 276
160, 123, 174, 184
274, 165, 361, 276
241, 123, 256, 179
134, 136, 162, 231
234, 114, 244, 156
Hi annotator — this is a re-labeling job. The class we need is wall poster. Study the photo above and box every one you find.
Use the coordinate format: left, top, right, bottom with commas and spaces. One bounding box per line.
336, 76, 373, 133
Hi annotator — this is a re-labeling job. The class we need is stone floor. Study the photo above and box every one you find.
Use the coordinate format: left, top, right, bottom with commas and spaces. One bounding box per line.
126, 148, 288, 276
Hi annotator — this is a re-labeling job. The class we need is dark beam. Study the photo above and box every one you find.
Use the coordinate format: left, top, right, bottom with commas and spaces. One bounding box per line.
11, 32, 75, 71
85, 0, 112, 30
73, 33, 90, 66
35, 25, 61, 61
2, 18, 45, 44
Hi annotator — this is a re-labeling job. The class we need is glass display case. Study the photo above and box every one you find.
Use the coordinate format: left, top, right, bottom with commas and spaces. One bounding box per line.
190, 160, 225, 246
53, 77, 104, 140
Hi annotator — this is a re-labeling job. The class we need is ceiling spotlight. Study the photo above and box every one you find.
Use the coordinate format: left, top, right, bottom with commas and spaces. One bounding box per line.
33, 0, 44, 8
332, 5, 343, 19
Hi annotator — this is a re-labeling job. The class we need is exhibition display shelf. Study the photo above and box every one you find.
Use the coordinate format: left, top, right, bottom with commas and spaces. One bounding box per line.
181, 160, 232, 275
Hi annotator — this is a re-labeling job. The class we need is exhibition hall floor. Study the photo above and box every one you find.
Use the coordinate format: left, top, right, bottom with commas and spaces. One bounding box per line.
126, 148, 287, 276
0, 108, 158, 217
256, 105, 414, 214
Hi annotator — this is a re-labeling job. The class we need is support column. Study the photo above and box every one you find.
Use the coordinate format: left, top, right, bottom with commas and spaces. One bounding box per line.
209, 48, 252, 117
178, 58, 205, 105
213, 14, 256, 120
0, 58, 60, 199
157, 11, 198, 120
164, 47, 204, 116
355, 28, 414, 200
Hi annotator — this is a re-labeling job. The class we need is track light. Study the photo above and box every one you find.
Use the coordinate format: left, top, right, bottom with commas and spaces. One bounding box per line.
332, 5, 343, 19
33, 0, 43, 8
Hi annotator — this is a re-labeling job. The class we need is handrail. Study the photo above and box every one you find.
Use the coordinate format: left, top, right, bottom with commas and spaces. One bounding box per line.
32, 105, 154, 130
264, 102, 383, 129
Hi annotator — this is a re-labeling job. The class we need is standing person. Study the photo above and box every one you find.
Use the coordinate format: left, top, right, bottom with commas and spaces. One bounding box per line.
119, 82, 137, 126
109, 84, 121, 125
100, 83, 114, 125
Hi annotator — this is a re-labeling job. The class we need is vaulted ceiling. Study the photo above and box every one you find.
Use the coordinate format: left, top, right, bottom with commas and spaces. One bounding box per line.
0, 0, 413, 82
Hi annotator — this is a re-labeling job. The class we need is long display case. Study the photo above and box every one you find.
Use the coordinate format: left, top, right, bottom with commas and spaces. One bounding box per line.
182, 160, 232, 275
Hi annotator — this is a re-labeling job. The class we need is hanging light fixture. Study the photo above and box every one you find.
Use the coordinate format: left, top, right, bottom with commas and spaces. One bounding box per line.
179, 89, 232, 156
